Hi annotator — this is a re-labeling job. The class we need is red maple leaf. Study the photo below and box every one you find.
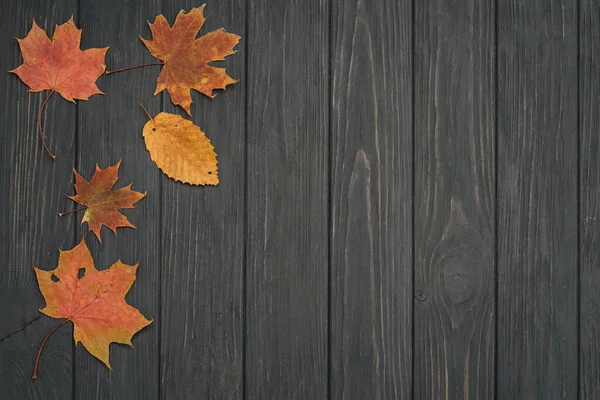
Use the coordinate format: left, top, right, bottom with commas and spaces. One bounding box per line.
61, 161, 146, 242
10, 17, 108, 158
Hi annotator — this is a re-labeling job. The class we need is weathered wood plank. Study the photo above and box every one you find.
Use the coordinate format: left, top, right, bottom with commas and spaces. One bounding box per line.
159, 1, 245, 398
413, 0, 496, 398
0, 1, 78, 398
580, 0, 600, 397
497, 1, 578, 398
74, 0, 161, 398
329, 0, 412, 398
245, 0, 329, 398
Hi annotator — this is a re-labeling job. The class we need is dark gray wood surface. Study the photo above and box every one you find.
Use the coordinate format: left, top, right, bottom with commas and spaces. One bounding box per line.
330, 0, 412, 398
497, 0, 579, 398
0, 0, 598, 399
159, 1, 245, 399
580, 0, 600, 398
245, 0, 328, 398
414, 0, 496, 398
0, 1, 77, 398
76, 0, 160, 398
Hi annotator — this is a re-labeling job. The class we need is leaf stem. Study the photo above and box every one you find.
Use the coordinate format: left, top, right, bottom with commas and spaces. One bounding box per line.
38, 90, 56, 159
139, 104, 153, 121
32, 318, 70, 380
58, 207, 85, 217
105, 62, 164, 75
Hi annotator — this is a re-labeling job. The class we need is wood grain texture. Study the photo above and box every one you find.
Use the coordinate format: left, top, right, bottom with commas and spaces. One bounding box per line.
0, 1, 78, 398
413, 0, 496, 398
329, 0, 412, 398
159, 1, 245, 398
74, 0, 160, 398
1, 0, 596, 398
496, 1, 578, 398
580, 0, 600, 397
245, 0, 329, 398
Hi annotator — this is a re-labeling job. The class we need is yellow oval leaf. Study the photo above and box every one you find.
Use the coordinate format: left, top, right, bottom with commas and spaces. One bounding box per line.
142, 112, 218, 185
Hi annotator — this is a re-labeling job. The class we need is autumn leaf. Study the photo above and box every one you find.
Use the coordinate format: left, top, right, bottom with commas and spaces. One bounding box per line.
142, 110, 218, 186
10, 17, 108, 158
10, 18, 107, 101
32, 238, 151, 378
140, 5, 240, 115
61, 161, 146, 242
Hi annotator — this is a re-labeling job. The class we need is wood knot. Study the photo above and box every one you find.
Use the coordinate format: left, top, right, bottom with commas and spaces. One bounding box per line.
414, 290, 427, 302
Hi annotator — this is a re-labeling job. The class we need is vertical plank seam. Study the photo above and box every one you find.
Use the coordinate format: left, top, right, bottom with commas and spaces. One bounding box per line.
159, 4, 166, 400
158, 98, 163, 400
158, 86, 163, 400
157, 1, 164, 400
327, 0, 333, 398
577, 0, 582, 398
410, 0, 416, 398
72, 1, 82, 398
242, 0, 249, 398
493, 0, 499, 398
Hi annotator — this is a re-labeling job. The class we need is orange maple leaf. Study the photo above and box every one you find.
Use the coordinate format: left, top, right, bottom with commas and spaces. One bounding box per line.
32, 238, 151, 378
142, 110, 218, 186
10, 17, 108, 158
10, 17, 108, 101
62, 161, 146, 242
140, 5, 240, 115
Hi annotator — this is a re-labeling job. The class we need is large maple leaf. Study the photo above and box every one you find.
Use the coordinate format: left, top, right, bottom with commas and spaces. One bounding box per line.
64, 161, 146, 242
10, 17, 108, 101
142, 111, 218, 186
10, 17, 108, 158
140, 5, 240, 115
32, 238, 151, 378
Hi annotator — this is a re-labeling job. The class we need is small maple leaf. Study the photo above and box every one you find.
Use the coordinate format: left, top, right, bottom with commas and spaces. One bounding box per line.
32, 238, 151, 378
10, 17, 108, 158
140, 5, 240, 115
142, 111, 218, 186
63, 161, 146, 242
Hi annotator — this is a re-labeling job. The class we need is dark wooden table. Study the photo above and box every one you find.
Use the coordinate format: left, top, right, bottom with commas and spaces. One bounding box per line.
0, 0, 598, 399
